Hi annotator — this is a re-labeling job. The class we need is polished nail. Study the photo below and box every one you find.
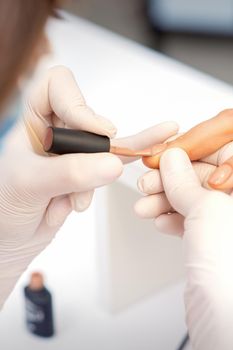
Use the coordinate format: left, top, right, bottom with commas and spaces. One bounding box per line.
209, 164, 233, 185
140, 143, 167, 157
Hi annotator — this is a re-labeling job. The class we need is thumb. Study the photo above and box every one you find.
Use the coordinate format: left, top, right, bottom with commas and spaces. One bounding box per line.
32, 153, 123, 199
160, 148, 204, 216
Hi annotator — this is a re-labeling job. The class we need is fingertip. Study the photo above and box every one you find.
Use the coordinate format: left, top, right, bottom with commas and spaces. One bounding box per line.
94, 114, 117, 138
134, 199, 147, 218
160, 147, 190, 169
99, 153, 123, 182
153, 120, 179, 135
154, 217, 164, 233
134, 196, 160, 219
107, 126, 117, 139
46, 196, 72, 227
154, 213, 184, 237
101, 125, 118, 139
161, 120, 180, 132
137, 170, 162, 194
154, 215, 169, 231
70, 191, 94, 212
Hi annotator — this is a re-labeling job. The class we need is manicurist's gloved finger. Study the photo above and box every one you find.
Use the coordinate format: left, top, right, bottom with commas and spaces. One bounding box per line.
44, 190, 95, 227
159, 148, 204, 216
134, 191, 185, 235
30, 152, 123, 200
27, 65, 117, 145
135, 161, 215, 236
134, 193, 173, 219
69, 190, 94, 213
45, 195, 72, 228
137, 161, 215, 196
112, 121, 179, 164
154, 213, 184, 236
137, 169, 163, 195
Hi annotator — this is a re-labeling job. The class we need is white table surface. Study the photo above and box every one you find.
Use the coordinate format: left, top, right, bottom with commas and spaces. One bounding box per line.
1, 12, 233, 350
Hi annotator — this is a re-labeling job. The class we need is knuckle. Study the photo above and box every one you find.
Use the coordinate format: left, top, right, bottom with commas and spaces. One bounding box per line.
219, 108, 233, 118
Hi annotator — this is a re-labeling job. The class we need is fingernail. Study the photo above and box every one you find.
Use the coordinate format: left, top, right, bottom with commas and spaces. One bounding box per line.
139, 143, 167, 157
209, 164, 233, 185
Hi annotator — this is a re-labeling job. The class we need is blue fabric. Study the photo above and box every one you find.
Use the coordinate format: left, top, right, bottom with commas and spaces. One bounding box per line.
0, 95, 22, 150
0, 114, 18, 138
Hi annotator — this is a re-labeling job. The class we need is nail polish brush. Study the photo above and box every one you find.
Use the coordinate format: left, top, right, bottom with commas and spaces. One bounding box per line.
43, 127, 157, 157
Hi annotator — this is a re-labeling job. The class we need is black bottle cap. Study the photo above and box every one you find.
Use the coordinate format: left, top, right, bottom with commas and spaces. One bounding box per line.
44, 127, 111, 155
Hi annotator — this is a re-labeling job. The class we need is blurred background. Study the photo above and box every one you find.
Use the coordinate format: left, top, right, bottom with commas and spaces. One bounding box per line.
65, 0, 233, 84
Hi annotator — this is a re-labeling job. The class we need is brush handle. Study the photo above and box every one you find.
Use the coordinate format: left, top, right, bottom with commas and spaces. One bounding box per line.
43, 127, 110, 155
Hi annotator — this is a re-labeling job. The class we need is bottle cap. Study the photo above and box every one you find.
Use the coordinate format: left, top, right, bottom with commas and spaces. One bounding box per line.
29, 272, 44, 291
44, 127, 110, 154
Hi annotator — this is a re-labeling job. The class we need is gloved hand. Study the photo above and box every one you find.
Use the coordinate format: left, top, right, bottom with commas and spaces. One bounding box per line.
0, 65, 179, 309
135, 148, 233, 350
135, 134, 233, 235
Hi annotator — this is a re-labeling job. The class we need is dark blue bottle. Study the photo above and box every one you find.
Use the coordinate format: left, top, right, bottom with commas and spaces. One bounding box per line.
24, 272, 55, 338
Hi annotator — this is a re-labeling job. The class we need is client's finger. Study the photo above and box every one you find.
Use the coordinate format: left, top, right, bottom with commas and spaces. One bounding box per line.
113, 121, 179, 164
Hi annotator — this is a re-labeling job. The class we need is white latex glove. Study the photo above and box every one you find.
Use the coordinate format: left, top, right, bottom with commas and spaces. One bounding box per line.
135, 136, 233, 235
136, 148, 233, 350
0, 65, 179, 309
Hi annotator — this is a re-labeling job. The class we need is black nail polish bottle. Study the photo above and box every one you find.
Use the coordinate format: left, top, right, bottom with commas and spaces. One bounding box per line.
24, 272, 55, 338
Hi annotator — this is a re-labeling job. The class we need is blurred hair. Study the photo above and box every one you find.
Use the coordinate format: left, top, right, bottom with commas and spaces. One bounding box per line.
0, 0, 61, 111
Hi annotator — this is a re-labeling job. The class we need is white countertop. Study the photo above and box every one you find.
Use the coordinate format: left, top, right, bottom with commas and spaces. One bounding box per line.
1, 12, 233, 350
